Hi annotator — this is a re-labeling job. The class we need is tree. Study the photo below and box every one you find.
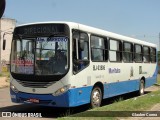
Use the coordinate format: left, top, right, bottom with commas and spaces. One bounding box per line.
45, 50, 55, 58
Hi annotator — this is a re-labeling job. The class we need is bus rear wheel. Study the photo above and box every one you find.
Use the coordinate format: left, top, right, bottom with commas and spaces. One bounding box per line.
139, 80, 145, 95
90, 86, 102, 108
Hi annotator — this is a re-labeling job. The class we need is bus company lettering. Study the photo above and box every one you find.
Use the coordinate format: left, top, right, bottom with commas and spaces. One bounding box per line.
109, 68, 121, 74
93, 65, 105, 71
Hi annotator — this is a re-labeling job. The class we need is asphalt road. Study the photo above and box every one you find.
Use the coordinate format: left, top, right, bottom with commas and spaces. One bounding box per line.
0, 86, 159, 120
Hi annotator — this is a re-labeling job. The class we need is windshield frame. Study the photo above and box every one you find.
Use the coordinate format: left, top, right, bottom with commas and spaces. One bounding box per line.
10, 23, 70, 82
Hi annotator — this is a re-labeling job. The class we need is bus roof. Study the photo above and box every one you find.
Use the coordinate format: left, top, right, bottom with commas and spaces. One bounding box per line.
16, 21, 156, 48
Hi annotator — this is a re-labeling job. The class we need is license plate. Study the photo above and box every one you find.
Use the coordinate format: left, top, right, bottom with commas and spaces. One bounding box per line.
27, 98, 39, 103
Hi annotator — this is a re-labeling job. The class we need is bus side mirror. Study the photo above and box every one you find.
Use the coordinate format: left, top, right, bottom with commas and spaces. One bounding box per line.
3, 39, 6, 50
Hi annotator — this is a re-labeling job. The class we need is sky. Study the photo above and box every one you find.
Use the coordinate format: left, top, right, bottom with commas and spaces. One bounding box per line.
4, 0, 160, 49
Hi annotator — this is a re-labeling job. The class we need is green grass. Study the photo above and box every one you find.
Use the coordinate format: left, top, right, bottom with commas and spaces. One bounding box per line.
59, 90, 160, 120
113, 97, 123, 103
0, 71, 10, 78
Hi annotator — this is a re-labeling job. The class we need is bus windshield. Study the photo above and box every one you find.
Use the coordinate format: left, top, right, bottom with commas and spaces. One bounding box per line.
11, 36, 69, 75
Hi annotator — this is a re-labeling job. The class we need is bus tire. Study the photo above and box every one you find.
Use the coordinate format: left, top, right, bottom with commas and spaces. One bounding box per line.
139, 80, 145, 95
90, 86, 102, 108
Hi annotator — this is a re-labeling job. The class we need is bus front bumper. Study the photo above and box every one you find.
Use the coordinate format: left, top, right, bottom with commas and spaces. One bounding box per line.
10, 86, 92, 107
10, 88, 70, 107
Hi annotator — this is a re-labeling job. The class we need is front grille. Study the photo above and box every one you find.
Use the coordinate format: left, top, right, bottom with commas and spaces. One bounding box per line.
16, 80, 56, 88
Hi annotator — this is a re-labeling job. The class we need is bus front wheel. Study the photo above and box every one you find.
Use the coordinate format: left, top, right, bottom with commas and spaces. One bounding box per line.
90, 86, 102, 108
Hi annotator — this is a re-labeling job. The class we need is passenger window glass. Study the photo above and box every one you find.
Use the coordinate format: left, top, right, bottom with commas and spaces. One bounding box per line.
123, 42, 133, 62
135, 45, 142, 53
143, 46, 150, 62
109, 39, 122, 62
150, 48, 156, 63
110, 40, 118, 51
91, 36, 107, 61
134, 45, 142, 62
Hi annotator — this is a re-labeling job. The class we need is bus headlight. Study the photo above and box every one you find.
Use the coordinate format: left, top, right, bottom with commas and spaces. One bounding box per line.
10, 83, 19, 93
53, 84, 70, 96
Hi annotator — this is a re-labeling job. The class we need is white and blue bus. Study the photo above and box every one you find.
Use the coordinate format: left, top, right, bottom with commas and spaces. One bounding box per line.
8, 22, 157, 108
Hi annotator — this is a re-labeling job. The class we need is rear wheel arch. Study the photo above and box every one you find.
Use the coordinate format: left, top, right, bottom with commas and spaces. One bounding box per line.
141, 76, 146, 85
92, 82, 104, 97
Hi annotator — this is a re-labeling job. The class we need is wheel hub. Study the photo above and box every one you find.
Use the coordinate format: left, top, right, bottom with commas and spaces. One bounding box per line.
92, 90, 100, 105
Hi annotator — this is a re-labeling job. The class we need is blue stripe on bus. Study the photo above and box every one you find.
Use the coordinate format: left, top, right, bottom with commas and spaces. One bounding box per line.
103, 79, 139, 98
10, 76, 156, 107
145, 76, 157, 88
153, 62, 158, 77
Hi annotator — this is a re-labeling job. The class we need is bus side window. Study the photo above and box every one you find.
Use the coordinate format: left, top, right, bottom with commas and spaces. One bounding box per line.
143, 46, 150, 63
150, 47, 156, 63
123, 42, 133, 62
109, 39, 122, 62
91, 35, 107, 61
134, 44, 143, 62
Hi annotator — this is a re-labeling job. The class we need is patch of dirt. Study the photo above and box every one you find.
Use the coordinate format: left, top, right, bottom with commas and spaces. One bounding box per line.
145, 85, 160, 92
0, 77, 9, 88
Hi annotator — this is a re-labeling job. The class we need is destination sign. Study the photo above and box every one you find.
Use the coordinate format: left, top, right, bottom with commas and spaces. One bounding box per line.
24, 26, 58, 35
37, 37, 68, 42
14, 24, 69, 36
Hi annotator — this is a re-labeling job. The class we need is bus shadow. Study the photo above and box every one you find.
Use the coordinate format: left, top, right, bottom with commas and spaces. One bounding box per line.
0, 91, 152, 118
102, 91, 151, 106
